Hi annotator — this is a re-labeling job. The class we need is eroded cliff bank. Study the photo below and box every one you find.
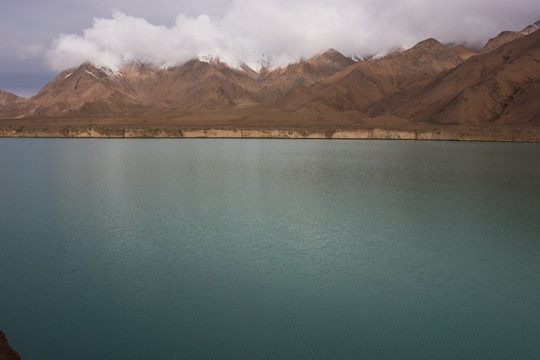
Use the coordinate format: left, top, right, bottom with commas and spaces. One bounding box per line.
1, 125, 540, 142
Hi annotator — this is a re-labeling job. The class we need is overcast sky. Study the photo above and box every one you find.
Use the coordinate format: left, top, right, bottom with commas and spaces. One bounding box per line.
1, 0, 538, 97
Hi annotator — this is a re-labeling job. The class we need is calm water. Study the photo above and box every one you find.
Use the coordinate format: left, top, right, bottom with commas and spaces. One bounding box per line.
1, 139, 540, 359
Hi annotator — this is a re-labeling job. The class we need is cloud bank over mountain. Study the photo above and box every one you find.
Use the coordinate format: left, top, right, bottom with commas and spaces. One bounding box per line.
45, 0, 540, 71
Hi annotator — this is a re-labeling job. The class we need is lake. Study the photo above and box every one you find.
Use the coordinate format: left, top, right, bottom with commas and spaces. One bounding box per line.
1, 139, 540, 359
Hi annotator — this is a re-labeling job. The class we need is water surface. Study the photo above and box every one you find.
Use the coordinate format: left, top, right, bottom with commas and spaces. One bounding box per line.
1, 139, 540, 359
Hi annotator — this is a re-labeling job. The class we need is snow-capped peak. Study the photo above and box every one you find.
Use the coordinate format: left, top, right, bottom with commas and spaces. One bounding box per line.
95, 64, 123, 78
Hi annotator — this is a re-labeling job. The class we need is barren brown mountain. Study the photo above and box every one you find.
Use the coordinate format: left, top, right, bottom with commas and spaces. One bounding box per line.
3, 49, 355, 119
379, 29, 540, 125
0, 89, 24, 117
13, 60, 260, 117
16, 63, 140, 117
133, 59, 260, 109
1, 20, 539, 140
256, 49, 355, 102
278, 38, 463, 113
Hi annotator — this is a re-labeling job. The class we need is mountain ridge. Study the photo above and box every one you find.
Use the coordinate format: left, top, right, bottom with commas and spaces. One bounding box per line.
373, 29, 540, 125
1, 20, 539, 140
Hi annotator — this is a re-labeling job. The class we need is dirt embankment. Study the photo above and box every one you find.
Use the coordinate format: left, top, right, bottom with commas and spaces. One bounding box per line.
2, 124, 539, 142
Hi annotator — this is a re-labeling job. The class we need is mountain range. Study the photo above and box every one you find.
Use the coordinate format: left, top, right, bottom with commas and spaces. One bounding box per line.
1, 20, 539, 139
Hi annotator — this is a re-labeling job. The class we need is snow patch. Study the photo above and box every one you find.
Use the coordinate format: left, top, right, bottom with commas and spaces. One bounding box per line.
65, 72, 73, 78
85, 70, 99, 80
227, 62, 244, 71
197, 55, 248, 71
96, 64, 123, 77
160, 63, 174, 70
371, 53, 386, 60
521, 21, 540, 35
198, 55, 224, 64
352, 55, 374, 62
198, 55, 212, 64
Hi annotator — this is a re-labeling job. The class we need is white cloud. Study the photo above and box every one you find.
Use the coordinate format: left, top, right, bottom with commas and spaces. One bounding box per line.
45, 0, 540, 71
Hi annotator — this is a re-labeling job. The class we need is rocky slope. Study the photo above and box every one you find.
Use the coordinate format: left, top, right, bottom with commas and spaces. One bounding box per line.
0, 331, 20, 360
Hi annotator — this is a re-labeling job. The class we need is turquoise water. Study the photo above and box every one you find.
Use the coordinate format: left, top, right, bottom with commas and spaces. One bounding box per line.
1, 139, 540, 359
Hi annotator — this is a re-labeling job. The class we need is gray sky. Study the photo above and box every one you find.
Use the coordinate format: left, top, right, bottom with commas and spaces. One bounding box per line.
1, 0, 538, 97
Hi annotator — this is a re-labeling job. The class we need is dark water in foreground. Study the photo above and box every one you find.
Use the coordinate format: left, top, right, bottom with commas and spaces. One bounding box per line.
1, 139, 540, 359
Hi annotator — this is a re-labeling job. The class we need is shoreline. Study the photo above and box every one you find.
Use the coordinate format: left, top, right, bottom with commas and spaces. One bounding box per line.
1, 125, 540, 142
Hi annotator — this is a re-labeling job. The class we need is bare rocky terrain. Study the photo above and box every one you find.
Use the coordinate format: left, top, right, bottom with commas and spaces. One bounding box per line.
1, 21, 539, 141
0, 331, 20, 360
